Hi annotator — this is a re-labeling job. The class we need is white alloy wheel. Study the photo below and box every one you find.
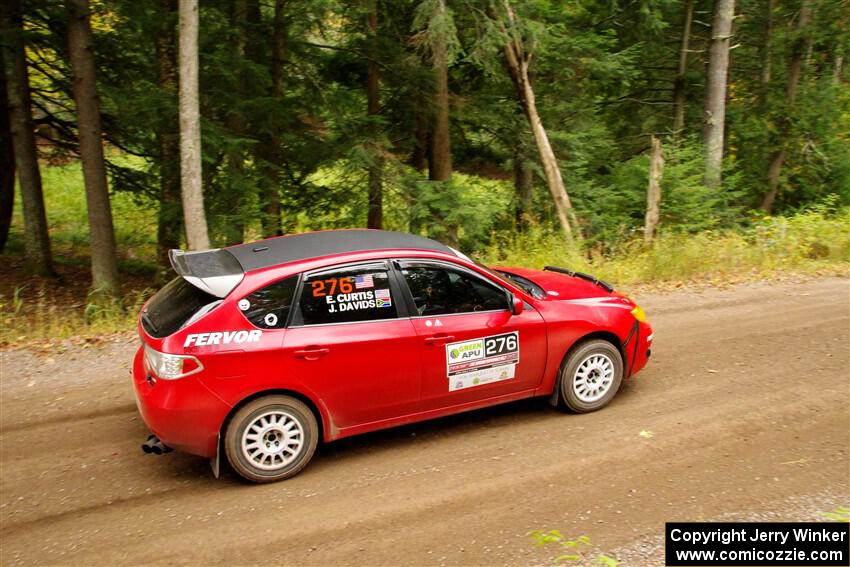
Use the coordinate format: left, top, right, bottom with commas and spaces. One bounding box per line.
572, 353, 615, 403
225, 395, 318, 483
559, 339, 624, 413
241, 410, 305, 471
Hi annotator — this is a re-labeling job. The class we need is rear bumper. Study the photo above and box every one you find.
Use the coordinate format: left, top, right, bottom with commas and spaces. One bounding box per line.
132, 346, 230, 457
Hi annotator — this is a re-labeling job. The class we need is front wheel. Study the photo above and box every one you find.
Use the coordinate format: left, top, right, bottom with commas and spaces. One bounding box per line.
559, 339, 624, 413
224, 395, 318, 483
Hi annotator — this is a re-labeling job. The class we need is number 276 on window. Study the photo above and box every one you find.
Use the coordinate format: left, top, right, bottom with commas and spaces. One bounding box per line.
311, 277, 353, 297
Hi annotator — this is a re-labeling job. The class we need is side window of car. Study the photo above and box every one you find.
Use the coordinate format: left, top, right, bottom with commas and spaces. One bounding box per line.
239, 276, 299, 329
401, 263, 509, 316
299, 264, 398, 325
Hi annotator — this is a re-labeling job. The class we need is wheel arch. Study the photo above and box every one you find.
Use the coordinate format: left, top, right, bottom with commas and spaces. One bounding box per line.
567, 330, 626, 366
219, 388, 331, 446
549, 330, 626, 406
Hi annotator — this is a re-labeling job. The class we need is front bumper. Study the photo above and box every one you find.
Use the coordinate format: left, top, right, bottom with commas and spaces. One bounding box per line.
132, 346, 230, 457
628, 321, 653, 376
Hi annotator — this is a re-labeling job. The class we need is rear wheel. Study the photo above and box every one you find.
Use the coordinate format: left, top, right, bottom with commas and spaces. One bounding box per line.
559, 339, 623, 413
224, 395, 318, 483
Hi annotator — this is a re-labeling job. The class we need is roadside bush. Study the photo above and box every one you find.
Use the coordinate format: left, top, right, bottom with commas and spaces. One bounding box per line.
528, 530, 619, 566
481, 204, 850, 285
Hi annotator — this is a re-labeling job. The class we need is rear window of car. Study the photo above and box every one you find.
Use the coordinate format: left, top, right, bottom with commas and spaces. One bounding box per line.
141, 277, 219, 338
298, 264, 397, 325
238, 276, 298, 329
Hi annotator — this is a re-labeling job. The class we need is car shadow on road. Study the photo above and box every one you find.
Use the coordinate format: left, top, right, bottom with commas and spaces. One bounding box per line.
315, 378, 642, 466
145, 380, 643, 484
311, 396, 581, 473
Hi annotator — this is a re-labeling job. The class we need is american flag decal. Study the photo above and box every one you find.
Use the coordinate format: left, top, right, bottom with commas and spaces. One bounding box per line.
354, 274, 374, 289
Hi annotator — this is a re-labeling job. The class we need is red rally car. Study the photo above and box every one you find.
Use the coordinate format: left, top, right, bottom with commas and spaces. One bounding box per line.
133, 229, 652, 483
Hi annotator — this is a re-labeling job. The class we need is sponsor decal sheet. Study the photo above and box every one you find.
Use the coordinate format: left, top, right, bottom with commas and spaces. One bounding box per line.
445, 331, 519, 391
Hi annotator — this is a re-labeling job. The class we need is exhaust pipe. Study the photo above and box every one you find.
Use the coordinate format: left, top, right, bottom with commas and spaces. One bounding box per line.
141, 434, 173, 455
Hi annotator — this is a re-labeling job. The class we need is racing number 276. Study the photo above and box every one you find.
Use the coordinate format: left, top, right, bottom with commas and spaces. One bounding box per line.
484, 333, 518, 356
311, 277, 354, 297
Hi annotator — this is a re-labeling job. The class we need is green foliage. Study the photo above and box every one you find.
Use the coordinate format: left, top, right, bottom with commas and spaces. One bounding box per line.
7, 158, 158, 264
0, 282, 151, 345
482, 204, 850, 285
9, 157, 159, 260
3, 181, 848, 344
8, 159, 848, 294
402, 173, 513, 248
528, 530, 620, 566
5, 0, 850, 309
821, 507, 850, 522
412, 0, 461, 65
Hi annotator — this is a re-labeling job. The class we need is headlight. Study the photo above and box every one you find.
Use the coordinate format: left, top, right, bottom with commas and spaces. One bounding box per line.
143, 345, 203, 380
630, 305, 647, 322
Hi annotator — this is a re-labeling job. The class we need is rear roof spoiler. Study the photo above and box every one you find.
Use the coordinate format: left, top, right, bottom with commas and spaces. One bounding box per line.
169, 249, 245, 298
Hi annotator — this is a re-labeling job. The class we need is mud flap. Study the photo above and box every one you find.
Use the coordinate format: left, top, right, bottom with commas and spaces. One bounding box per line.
549, 358, 566, 407
210, 432, 221, 479
548, 385, 560, 407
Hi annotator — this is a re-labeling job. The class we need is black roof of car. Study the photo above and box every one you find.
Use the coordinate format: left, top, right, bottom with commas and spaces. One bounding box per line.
226, 229, 454, 272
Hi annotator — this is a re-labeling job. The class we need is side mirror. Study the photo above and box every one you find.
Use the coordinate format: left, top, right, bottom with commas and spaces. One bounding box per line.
511, 294, 524, 316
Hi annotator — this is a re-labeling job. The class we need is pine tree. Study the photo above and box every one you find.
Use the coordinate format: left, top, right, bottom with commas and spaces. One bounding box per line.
0, 46, 14, 253
1, 0, 55, 275
178, 0, 210, 250
67, 0, 121, 298
704, 0, 736, 190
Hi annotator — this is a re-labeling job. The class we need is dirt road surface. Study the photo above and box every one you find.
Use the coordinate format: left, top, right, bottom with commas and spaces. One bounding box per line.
1, 277, 848, 566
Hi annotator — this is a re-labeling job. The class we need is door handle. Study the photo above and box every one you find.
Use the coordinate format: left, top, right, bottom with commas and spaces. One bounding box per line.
294, 347, 330, 359
424, 334, 455, 346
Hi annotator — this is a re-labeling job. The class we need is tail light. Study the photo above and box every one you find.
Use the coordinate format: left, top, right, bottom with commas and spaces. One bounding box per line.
143, 345, 204, 380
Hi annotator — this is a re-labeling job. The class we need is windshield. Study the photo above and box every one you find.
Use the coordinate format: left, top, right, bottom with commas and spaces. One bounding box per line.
459, 256, 542, 299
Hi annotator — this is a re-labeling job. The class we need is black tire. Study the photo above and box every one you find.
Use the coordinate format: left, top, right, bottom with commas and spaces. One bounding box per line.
559, 339, 624, 413
224, 395, 318, 483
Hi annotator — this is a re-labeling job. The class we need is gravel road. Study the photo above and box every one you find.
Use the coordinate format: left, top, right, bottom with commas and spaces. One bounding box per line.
1, 277, 848, 566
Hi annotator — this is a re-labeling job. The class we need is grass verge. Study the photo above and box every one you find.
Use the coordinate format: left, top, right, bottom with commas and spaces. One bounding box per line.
482, 206, 850, 290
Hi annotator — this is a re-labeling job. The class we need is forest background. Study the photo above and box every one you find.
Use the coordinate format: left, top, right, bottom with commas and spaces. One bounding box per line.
1, 0, 848, 343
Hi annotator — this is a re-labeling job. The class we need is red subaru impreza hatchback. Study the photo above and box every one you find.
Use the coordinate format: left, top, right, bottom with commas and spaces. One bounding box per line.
133, 229, 652, 482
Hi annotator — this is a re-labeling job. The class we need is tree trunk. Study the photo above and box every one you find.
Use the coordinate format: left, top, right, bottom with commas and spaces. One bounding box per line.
428, 0, 452, 184
760, 0, 811, 212
1, 0, 55, 275
644, 136, 664, 246
155, 0, 182, 281
501, 1, 579, 240
259, 0, 286, 238
410, 110, 429, 171
760, 0, 774, 101
222, 0, 247, 245
514, 154, 533, 228
832, 11, 846, 85
426, 0, 457, 246
672, 0, 694, 134
407, 104, 427, 234
366, 3, 383, 230
703, 0, 735, 190
0, 46, 14, 253
178, 0, 210, 250
67, 0, 121, 298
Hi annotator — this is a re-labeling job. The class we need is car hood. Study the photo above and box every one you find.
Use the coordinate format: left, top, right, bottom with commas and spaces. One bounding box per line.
495, 266, 614, 300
